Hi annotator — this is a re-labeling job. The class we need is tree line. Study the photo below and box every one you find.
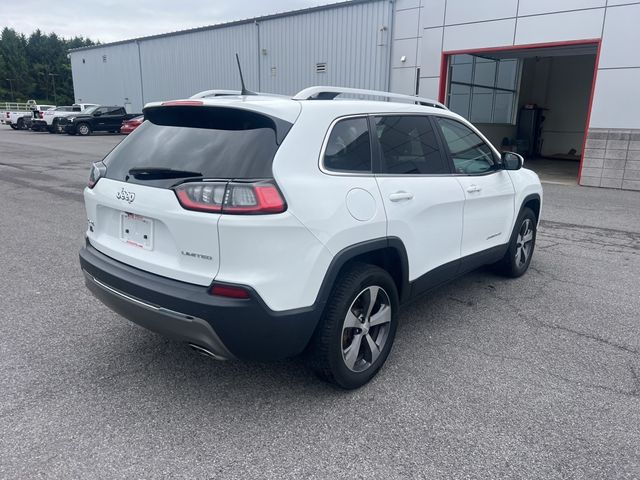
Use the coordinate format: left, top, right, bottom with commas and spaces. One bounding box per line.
0, 27, 95, 105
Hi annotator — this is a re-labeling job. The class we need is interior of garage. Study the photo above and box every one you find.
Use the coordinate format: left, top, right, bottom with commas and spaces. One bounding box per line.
444, 43, 598, 185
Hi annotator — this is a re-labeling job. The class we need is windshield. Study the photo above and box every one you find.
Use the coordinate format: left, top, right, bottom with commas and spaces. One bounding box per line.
82, 106, 99, 115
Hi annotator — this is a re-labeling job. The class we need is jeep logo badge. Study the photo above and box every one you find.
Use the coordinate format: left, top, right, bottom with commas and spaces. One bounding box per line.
116, 188, 136, 203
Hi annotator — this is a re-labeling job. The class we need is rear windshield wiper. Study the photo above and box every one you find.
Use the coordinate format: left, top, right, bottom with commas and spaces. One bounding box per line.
127, 167, 203, 180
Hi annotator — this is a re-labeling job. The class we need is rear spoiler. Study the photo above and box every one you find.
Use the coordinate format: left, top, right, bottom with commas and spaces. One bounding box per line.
143, 104, 292, 145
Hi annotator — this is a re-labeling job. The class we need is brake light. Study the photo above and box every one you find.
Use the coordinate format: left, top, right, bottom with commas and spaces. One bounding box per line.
174, 181, 286, 215
88, 162, 107, 189
161, 100, 203, 106
39, 111, 44, 119
209, 283, 250, 299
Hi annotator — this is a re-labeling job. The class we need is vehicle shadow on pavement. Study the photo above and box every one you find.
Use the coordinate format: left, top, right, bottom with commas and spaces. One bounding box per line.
76, 272, 493, 407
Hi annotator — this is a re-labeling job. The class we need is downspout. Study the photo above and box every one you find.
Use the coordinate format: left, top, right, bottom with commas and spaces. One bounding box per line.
385, 0, 395, 92
255, 21, 261, 92
136, 40, 145, 110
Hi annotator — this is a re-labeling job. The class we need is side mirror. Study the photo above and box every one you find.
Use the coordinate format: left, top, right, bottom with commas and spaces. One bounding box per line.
501, 152, 524, 170
93, 111, 102, 117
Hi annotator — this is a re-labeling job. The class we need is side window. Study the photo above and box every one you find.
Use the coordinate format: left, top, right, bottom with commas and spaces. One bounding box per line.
111, 107, 126, 115
95, 107, 110, 115
435, 117, 496, 174
323, 117, 371, 173
374, 115, 448, 174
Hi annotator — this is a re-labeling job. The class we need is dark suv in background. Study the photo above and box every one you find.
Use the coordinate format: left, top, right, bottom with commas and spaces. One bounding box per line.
61, 106, 141, 136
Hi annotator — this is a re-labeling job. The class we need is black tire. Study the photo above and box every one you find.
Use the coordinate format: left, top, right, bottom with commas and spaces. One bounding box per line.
16, 118, 25, 130
48, 120, 58, 133
9, 124, 17, 130
308, 263, 399, 389
494, 207, 537, 278
76, 122, 91, 136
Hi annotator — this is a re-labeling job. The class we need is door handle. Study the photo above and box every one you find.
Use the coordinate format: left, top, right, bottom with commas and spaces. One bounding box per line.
466, 185, 482, 193
389, 191, 414, 202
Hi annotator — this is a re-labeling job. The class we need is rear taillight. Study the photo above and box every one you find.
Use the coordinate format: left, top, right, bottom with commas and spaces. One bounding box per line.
174, 181, 286, 215
175, 181, 227, 212
88, 162, 107, 189
39, 111, 44, 119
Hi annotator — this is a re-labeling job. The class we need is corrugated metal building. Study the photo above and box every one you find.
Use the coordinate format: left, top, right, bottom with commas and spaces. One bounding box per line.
70, 0, 640, 191
69, 0, 392, 112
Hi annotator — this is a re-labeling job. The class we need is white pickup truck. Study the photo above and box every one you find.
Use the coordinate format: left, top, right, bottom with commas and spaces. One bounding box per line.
38, 103, 98, 133
2, 101, 37, 130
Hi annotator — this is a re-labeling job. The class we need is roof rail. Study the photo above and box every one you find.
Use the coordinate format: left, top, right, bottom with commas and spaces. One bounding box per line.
190, 89, 241, 99
292, 86, 448, 110
190, 89, 292, 100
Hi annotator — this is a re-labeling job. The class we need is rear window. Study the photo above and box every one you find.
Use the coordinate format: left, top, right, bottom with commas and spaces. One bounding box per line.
103, 106, 291, 187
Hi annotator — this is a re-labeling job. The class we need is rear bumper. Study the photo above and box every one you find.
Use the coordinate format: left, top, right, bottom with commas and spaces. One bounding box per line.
79, 243, 322, 361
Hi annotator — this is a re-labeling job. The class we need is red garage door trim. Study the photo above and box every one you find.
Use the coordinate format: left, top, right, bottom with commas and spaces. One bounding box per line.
437, 38, 602, 184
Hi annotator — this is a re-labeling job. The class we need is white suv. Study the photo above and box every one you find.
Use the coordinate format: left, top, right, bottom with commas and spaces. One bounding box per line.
80, 87, 542, 389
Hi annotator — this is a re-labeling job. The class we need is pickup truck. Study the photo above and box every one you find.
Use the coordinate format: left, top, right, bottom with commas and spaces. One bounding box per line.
25, 104, 56, 131
34, 103, 98, 133
2, 101, 36, 129
61, 106, 141, 136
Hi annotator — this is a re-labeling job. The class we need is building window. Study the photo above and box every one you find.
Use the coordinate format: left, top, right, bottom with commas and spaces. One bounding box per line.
447, 54, 520, 124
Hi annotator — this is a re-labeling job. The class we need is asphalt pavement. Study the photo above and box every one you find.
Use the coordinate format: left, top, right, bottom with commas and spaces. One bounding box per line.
0, 128, 639, 479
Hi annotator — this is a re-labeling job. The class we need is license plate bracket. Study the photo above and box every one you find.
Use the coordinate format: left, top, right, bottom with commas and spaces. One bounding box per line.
119, 212, 153, 250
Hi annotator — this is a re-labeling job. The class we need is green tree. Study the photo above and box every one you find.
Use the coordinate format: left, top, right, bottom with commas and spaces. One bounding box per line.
0, 27, 95, 104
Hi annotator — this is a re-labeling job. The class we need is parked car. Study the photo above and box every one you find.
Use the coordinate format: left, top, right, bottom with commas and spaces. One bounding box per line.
61, 106, 141, 135
40, 103, 98, 133
120, 115, 144, 134
79, 87, 543, 389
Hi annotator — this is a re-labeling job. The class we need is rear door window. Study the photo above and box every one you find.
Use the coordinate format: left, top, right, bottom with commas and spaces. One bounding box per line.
103, 106, 291, 187
323, 117, 372, 173
374, 115, 449, 174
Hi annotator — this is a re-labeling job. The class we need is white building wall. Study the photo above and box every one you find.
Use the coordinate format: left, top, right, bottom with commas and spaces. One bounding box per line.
139, 23, 259, 104
70, 43, 143, 112
257, 0, 392, 95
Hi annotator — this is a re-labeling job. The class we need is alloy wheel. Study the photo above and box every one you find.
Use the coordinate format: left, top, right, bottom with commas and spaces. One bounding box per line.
515, 218, 534, 269
341, 286, 391, 373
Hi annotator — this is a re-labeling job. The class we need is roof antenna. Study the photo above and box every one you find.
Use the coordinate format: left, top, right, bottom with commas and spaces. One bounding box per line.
235, 53, 256, 96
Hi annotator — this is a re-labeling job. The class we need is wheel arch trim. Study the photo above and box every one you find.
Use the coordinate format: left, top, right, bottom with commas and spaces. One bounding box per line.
519, 193, 542, 224
313, 237, 411, 308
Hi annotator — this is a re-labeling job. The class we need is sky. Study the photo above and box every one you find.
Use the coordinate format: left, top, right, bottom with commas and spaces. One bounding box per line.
1, 0, 334, 43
